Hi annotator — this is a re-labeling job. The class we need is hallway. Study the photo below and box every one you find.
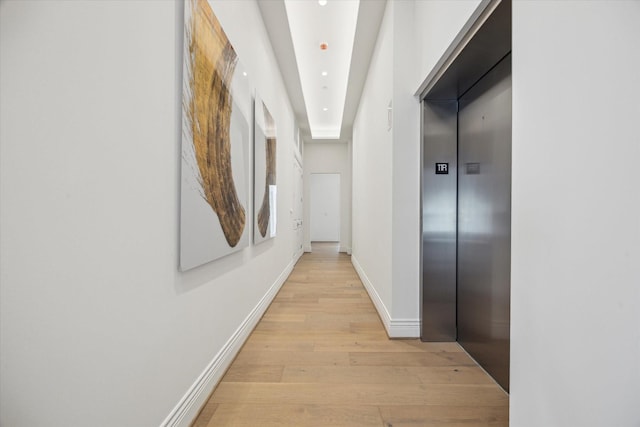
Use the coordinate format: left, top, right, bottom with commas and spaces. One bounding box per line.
192, 243, 508, 426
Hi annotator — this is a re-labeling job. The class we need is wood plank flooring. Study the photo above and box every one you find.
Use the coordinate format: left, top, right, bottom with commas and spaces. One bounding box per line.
192, 243, 508, 427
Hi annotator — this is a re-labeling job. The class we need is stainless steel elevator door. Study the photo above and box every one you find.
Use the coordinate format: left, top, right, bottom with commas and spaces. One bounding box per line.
421, 100, 458, 341
457, 55, 511, 391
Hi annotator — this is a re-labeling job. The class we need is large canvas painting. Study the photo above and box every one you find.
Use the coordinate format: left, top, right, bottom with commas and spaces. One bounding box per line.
254, 96, 277, 244
180, 0, 252, 270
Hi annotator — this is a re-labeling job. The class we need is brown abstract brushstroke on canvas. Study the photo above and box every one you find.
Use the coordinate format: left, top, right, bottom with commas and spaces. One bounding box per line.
187, 0, 245, 247
257, 102, 277, 237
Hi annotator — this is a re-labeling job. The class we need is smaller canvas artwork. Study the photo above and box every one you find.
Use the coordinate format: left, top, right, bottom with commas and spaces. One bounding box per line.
254, 96, 277, 244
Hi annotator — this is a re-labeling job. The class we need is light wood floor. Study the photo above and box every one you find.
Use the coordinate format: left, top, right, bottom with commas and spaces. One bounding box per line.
192, 243, 508, 426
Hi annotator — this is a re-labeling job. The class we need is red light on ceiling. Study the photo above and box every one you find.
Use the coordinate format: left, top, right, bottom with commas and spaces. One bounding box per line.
320, 42, 328, 51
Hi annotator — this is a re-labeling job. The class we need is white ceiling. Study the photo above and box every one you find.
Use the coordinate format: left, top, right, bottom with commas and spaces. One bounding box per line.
258, 0, 387, 144
284, 0, 359, 140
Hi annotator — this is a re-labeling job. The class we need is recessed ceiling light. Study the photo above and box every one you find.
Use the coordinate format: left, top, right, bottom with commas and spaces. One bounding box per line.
318, 0, 327, 6
321, 71, 328, 76
323, 107, 328, 111
242, 71, 247, 76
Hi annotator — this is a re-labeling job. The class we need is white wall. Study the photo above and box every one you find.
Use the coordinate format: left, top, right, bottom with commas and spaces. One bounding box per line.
351, 0, 394, 329
510, 2, 640, 426
414, 0, 482, 91
351, 0, 423, 337
303, 142, 351, 253
390, 0, 420, 329
0, 1, 299, 426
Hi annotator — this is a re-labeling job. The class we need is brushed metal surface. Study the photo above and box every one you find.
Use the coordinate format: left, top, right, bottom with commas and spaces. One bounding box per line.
419, 0, 511, 101
421, 100, 458, 342
457, 54, 511, 391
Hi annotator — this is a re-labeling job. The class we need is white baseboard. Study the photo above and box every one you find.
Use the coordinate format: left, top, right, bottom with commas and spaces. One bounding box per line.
351, 255, 392, 334
351, 255, 420, 338
339, 246, 352, 255
389, 318, 420, 338
160, 254, 300, 427
303, 245, 312, 252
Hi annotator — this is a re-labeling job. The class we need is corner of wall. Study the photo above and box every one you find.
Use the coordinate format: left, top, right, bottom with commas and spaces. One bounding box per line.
389, 0, 421, 325
351, 255, 419, 338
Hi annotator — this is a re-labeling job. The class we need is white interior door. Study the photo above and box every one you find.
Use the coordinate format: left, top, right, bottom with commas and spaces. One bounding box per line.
310, 173, 340, 242
293, 160, 304, 255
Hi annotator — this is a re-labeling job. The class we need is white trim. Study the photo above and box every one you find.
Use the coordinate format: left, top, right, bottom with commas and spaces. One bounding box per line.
389, 318, 420, 338
351, 255, 420, 338
303, 245, 313, 252
159, 255, 300, 427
